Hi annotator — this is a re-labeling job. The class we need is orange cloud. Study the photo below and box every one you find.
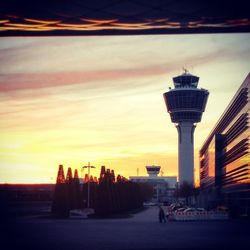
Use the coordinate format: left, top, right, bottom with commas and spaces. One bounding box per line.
0, 66, 170, 92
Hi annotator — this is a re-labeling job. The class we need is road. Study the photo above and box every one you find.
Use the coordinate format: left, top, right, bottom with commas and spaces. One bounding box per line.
4, 206, 250, 250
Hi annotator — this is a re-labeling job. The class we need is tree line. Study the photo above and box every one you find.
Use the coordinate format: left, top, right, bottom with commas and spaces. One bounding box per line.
51, 165, 153, 217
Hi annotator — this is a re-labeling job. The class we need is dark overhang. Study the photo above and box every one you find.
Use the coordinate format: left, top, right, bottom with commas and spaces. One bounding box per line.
0, 0, 250, 36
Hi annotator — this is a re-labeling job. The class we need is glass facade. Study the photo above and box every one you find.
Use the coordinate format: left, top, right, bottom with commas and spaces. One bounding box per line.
208, 138, 215, 178
165, 90, 208, 111
173, 75, 199, 87
199, 73, 250, 216
164, 89, 209, 123
200, 134, 223, 189
163, 72, 209, 124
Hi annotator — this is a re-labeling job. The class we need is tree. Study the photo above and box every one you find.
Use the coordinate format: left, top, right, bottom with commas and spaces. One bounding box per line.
137, 183, 154, 202
72, 169, 82, 209
51, 165, 70, 217
178, 181, 195, 205
94, 168, 145, 216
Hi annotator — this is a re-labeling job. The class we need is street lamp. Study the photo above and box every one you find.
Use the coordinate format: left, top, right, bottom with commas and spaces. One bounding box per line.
82, 162, 95, 208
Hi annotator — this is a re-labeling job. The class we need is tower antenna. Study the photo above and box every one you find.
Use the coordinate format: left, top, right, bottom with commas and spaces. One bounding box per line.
182, 67, 189, 74
160, 170, 164, 176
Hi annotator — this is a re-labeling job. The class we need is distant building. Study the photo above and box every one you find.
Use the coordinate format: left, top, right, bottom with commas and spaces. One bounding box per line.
163, 70, 209, 185
129, 165, 177, 203
0, 184, 54, 201
199, 73, 250, 217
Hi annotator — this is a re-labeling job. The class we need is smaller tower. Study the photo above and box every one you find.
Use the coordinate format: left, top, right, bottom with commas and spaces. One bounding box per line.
146, 165, 161, 177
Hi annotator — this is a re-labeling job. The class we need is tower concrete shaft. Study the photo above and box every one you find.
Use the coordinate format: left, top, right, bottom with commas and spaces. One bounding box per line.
176, 122, 196, 184
163, 70, 209, 186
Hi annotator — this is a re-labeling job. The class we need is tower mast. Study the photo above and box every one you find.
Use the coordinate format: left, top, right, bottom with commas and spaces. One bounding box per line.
163, 70, 209, 185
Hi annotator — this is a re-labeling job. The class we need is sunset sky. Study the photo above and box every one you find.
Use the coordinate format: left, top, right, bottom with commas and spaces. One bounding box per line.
0, 33, 250, 184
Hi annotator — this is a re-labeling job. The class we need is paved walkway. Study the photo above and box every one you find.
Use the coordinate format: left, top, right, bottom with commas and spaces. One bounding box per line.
6, 207, 250, 250
126, 206, 159, 222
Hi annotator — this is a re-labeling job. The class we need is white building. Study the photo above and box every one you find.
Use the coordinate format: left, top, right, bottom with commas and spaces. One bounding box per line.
129, 165, 177, 203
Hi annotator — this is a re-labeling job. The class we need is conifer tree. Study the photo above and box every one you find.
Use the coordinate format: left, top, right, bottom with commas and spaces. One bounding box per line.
51, 165, 70, 217
72, 169, 82, 209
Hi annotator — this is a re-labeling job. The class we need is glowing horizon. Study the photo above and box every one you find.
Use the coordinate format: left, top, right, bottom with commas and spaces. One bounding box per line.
0, 34, 250, 185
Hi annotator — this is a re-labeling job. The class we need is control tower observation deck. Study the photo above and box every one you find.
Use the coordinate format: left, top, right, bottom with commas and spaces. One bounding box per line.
163, 70, 209, 185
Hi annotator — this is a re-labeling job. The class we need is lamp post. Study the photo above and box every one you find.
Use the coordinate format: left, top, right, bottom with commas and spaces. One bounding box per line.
82, 162, 95, 208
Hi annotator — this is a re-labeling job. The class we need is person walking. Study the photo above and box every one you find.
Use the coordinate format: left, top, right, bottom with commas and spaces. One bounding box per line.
158, 206, 166, 223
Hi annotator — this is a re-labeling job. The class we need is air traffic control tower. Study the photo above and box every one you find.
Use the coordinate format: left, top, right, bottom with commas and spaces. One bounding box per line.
163, 70, 209, 186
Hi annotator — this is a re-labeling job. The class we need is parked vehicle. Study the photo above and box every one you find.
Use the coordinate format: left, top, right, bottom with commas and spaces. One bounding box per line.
176, 207, 187, 212
196, 208, 205, 212
184, 208, 196, 213
143, 202, 157, 207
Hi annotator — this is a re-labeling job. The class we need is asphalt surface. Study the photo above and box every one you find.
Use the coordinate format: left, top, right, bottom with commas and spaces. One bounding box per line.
3, 206, 250, 250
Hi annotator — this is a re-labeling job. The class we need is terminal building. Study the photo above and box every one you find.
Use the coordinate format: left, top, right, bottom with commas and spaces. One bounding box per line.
129, 165, 177, 203
199, 73, 250, 217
